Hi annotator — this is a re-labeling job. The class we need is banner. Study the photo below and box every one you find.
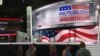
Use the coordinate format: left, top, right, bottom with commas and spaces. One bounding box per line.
33, 2, 98, 29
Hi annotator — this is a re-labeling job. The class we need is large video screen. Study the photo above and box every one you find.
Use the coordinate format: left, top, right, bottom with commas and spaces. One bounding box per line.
33, 26, 98, 44
32, 2, 99, 30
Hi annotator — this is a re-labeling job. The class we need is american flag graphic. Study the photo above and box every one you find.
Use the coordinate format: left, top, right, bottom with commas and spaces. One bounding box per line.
35, 26, 98, 44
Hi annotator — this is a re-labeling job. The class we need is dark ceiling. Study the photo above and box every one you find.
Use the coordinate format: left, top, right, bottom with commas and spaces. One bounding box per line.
0, 0, 62, 18
0, 0, 100, 18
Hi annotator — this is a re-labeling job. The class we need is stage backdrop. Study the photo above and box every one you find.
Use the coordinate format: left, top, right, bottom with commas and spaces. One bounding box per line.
32, 1, 99, 44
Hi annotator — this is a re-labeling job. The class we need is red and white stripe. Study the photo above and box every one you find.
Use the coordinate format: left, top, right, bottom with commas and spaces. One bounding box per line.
40, 36, 50, 42
55, 26, 98, 44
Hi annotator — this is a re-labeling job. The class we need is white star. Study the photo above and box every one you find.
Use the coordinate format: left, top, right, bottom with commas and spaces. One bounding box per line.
46, 30, 48, 33
40, 31, 42, 33
52, 32, 54, 34
48, 34, 49, 36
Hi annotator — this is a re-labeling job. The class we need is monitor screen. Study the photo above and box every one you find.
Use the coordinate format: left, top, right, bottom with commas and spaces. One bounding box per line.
33, 26, 98, 44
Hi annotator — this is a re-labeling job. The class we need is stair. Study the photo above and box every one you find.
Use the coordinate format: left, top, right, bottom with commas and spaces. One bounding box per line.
86, 45, 100, 56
